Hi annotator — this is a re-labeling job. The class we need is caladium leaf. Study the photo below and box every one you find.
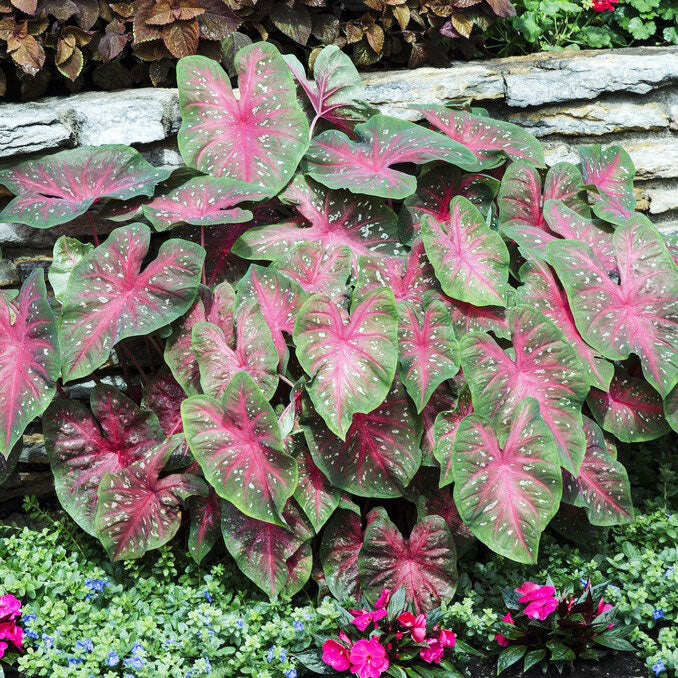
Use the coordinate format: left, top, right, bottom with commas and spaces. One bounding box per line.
284, 44, 371, 134
0, 269, 59, 459
436, 295, 509, 340
587, 367, 670, 443
398, 299, 459, 413
271, 243, 352, 299
359, 507, 457, 613
220, 499, 313, 599
59, 223, 204, 382
177, 44, 308, 191
306, 114, 480, 199
187, 489, 221, 564
452, 398, 562, 563
0, 442, 20, 487
421, 196, 510, 307
665, 385, 678, 433
418, 105, 544, 168
294, 446, 340, 532
48, 237, 94, 304
579, 144, 635, 225
96, 435, 208, 560
43, 384, 164, 535
421, 382, 456, 465
238, 265, 307, 369
142, 367, 186, 438
302, 380, 421, 497
282, 541, 313, 598
399, 165, 500, 244
562, 416, 633, 526
181, 371, 297, 525
548, 214, 678, 397
294, 288, 398, 439
461, 306, 589, 475
192, 301, 279, 400
433, 387, 474, 487
0, 145, 170, 228
141, 177, 269, 231
319, 509, 365, 603
232, 175, 403, 264
515, 257, 613, 391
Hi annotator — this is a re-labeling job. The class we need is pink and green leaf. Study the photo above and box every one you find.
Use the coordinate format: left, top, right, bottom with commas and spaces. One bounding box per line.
294, 446, 340, 532
282, 541, 313, 597
305, 114, 480, 199
452, 398, 562, 563
48, 237, 94, 304
59, 223, 204, 382
181, 371, 297, 525
547, 214, 678, 397
433, 387, 474, 487
435, 295, 509, 340
0, 269, 59, 459
177, 44, 308, 191
0, 145, 170, 228
187, 488, 221, 564
421, 195, 510, 307
421, 382, 456, 465
460, 306, 590, 475
359, 507, 457, 614
664, 385, 678, 433
294, 288, 399, 439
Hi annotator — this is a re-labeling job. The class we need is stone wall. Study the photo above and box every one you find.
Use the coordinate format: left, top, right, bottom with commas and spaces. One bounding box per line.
0, 46, 677, 501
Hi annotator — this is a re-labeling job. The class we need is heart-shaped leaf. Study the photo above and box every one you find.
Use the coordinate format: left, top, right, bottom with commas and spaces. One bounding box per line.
359, 507, 457, 614
0, 145, 170, 228
398, 299, 459, 413
221, 499, 313, 599
294, 288, 398, 439
515, 257, 613, 391
43, 384, 164, 534
282, 541, 313, 598
548, 214, 678, 397
579, 145, 635, 225
96, 435, 208, 560
562, 416, 633, 526
294, 446, 340, 532
436, 295, 509, 340
421, 382, 456, 465
232, 174, 403, 264
0, 269, 59, 459
142, 367, 186, 438
177, 44, 308, 191
433, 387, 473, 487
59, 223, 204, 382
422, 196, 510, 307
418, 105, 544, 168
306, 114, 479, 199
461, 306, 589, 475
182, 371, 297, 524
187, 488, 221, 564
303, 379, 421, 497
141, 177, 269, 231
452, 398, 563, 563
587, 367, 670, 442
48, 237, 94, 304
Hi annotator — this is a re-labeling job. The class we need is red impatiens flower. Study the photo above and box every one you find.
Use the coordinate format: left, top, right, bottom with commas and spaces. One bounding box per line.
374, 588, 391, 609
494, 633, 510, 647
503, 612, 514, 624
420, 637, 444, 664
350, 608, 388, 631
349, 638, 390, 678
322, 638, 351, 672
592, 0, 618, 11
397, 612, 427, 642
515, 582, 558, 620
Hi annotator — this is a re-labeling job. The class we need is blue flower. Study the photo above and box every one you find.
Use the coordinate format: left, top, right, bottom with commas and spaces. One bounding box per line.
84, 580, 108, 592
74, 638, 94, 653
580, 577, 587, 586
293, 621, 304, 632
204, 657, 212, 674
653, 660, 666, 675
267, 646, 275, 663
67, 658, 84, 667
236, 619, 244, 628
203, 591, 213, 603
665, 568, 674, 578
287, 670, 298, 678
41, 634, 54, 650
130, 642, 144, 654
280, 650, 287, 663
26, 629, 39, 640
124, 656, 145, 669
21, 614, 37, 625
653, 610, 665, 620
105, 652, 120, 667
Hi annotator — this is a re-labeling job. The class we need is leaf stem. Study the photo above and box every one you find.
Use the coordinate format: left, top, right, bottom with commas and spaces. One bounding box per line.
86, 210, 100, 246
200, 225, 206, 285
279, 373, 295, 388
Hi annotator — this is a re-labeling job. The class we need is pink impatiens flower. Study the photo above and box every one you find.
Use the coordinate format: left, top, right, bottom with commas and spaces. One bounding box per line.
350, 608, 387, 631
0, 641, 7, 659
494, 633, 509, 647
322, 638, 351, 672
349, 638, 390, 678
420, 637, 445, 664
515, 582, 558, 620
0, 622, 24, 652
503, 612, 514, 624
374, 589, 391, 609
439, 629, 456, 647
398, 612, 427, 642
595, 599, 613, 617
0, 595, 21, 621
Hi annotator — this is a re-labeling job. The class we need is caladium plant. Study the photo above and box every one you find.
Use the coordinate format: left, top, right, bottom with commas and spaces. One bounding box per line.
0, 40, 674, 606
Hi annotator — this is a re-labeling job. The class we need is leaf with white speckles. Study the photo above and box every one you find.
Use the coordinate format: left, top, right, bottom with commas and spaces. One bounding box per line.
435, 295, 509, 340
562, 416, 633, 526
96, 435, 208, 560
59, 223, 204, 383
548, 214, 678, 397
305, 114, 480, 200
398, 299, 459, 413
452, 398, 562, 563
44, 384, 164, 535
302, 380, 421, 497
187, 488, 221, 564
579, 145, 635, 225
177, 43, 308, 192
0, 145, 170, 229
181, 371, 297, 525
220, 499, 312, 600
294, 288, 398, 440
418, 105, 544, 169
461, 306, 589, 475
434, 387, 473, 487
421, 382, 456, 465
294, 446, 340, 532
282, 540, 313, 597
587, 366, 670, 443
232, 174, 403, 265
48, 237, 94, 304
0, 269, 60, 459
422, 196, 510, 307
142, 177, 270, 231
359, 507, 457, 613
665, 385, 678, 433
